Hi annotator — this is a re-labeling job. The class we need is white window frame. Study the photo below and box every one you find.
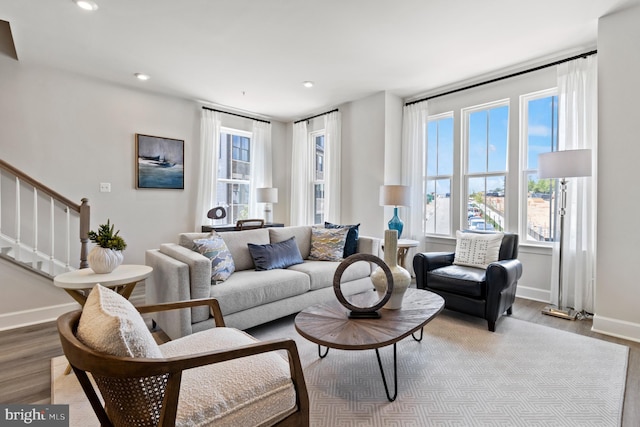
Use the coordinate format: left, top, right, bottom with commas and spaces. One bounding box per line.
519, 87, 558, 245
218, 126, 252, 224
461, 99, 510, 232
311, 130, 325, 225
425, 112, 454, 236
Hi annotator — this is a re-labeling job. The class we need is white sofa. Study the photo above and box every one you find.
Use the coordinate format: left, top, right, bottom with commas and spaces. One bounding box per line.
145, 225, 380, 339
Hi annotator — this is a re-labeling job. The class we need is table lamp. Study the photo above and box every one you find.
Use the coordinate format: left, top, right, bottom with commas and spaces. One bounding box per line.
537, 148, 592, 320
380, 185, 411, 238
256, 187, 278, 223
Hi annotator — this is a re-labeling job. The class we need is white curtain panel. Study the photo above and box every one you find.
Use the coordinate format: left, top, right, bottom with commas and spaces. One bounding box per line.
324, 111, 342, 223
551, 55, 598, 313
249, 120, 272, 219
401, 101, 429, 250
194, 109, 221, 231
290, 120, 311, 226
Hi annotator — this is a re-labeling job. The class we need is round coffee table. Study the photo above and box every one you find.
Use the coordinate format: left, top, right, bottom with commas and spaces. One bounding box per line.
294, 288, 444, 401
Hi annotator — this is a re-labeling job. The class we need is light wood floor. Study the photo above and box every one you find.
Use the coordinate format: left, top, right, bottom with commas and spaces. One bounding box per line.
1, 295, 638, 425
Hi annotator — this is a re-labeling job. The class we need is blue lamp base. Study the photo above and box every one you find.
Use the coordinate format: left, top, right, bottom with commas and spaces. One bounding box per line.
388, 207, 404, 239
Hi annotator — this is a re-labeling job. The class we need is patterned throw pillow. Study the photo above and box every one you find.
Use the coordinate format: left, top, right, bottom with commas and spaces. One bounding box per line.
453, 230, 504, 269
309, 226, 349, 261
324, 221, 360, 257
193, 233, 235, 282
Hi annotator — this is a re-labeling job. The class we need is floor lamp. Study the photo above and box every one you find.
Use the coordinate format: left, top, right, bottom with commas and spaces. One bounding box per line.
538, 149, 592, 320
256, 187, 278, 223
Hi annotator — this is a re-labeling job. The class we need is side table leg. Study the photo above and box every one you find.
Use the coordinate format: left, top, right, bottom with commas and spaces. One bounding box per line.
374, 343, 398, 402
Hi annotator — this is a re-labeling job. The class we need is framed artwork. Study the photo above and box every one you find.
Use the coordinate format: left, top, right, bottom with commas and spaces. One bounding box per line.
135, 134, 184, 189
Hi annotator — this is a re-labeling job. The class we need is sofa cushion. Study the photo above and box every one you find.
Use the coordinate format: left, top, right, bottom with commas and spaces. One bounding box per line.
427, 265, 486, 298
220, 228, 271, 271
178, 232, 211, 249
159, 327, 296, 427
325, 221, 360, 258
193, 233, 235, 282
77, 284, 162, 358
308, 226, 349, 261
247, 237, 304, 271
453, 230, 504, 269
210, 269, 310, 316
269, 226, 312, 259
288, 259, 371, 291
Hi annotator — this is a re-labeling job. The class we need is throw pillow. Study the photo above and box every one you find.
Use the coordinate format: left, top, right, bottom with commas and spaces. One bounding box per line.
77, 284, 162, 358
453, 230, 504, 269
193, 233, 235, 282
309, 226, 349, 261
247, 236, 304, 271
325, 221, 360, 257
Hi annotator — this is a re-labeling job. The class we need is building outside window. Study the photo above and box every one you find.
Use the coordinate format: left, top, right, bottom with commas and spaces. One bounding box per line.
521, 89, 558, 242
313, 133, 325, 224
217, 128, 252, 224
463, 101, 508, 232
425, 113, 453, 235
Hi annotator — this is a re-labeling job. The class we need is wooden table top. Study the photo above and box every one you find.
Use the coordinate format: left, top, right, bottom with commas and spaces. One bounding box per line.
294, 288, 445, 351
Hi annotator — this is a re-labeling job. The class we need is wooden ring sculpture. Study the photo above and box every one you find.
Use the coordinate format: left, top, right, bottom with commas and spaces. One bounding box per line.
207, 206, 227, 220
333, 253, 394, 319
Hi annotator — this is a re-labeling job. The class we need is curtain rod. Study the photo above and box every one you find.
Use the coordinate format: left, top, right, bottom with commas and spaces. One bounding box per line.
201, 106, 270, 124
294, 108, 339, 124
405, 49, 597, 106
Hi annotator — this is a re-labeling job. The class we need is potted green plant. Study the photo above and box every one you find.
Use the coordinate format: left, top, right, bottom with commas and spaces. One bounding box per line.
87, 219, 127, 273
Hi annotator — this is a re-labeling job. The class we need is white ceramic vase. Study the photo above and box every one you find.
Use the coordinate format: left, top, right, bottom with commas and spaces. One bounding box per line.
88, 246, 123, 274
371, 229, 411, 309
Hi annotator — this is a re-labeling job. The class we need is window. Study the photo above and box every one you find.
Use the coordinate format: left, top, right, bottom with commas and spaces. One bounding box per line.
313, 132, 325, 224
463, 101, 508, 232
521, 89, 558, 242
425, 113, 453, 235
217, 128, 252, 223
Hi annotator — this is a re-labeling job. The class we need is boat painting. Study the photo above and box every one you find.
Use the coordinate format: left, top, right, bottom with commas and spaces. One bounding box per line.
136, 134, 184, 189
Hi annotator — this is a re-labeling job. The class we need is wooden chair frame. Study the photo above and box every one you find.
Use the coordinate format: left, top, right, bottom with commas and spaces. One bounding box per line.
57, 298, 310, 427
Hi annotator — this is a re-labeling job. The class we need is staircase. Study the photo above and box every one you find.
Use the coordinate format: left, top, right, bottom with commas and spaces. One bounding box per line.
0, 159, 89, 279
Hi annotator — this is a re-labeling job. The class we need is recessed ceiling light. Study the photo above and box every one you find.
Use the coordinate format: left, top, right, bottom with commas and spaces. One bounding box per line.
135, 73, 150, 81
74, 0, 99, 11
302, 81, 314, 88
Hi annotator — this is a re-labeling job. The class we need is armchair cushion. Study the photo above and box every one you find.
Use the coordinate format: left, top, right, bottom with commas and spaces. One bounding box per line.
77, 284, 162, 358
160, 327, 297, 427
428, 265, 486, 298
453, 230, 504, 269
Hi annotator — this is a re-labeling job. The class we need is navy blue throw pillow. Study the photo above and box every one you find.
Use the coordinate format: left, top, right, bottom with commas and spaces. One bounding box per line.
247, 237, 304, 271
325, 221, 360, 257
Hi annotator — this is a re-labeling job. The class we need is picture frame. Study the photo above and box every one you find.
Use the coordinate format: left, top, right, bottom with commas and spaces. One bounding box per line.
135, 134, 184, 189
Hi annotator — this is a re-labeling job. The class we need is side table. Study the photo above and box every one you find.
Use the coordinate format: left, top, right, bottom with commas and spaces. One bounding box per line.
54, 264, 153, 306
382, 239, 419, 269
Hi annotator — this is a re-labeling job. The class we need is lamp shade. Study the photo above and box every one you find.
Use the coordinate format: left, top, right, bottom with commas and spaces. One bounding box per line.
538, 149, 592, 179
379, 185, 411, 207
256, 187, 278, 203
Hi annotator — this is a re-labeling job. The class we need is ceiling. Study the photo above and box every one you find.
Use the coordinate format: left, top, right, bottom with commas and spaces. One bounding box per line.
1, 0, 635, 122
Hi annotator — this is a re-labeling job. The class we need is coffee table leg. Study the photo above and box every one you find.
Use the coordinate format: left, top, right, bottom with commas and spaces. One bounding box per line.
374, 343, 398, 402
412, 327, 424, 342
318, 344, 329, 358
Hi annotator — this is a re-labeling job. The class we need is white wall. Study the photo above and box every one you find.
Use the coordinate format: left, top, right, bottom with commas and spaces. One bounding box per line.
593, 3, 640, 341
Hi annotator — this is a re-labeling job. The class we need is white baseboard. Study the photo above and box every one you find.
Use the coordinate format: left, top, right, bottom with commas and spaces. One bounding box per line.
592, 314, 640, 344
516, 285, 550, 303
0, 302, 81, 331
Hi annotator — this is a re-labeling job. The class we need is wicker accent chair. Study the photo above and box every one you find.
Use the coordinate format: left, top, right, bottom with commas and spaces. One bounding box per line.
57, 297, 309, 427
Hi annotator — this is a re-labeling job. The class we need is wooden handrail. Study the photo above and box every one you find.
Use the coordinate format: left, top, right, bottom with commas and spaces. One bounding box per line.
0, 159, 81, 212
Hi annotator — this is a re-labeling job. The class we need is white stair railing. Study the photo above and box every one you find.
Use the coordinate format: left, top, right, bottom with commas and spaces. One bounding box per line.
0, 159, 90, 278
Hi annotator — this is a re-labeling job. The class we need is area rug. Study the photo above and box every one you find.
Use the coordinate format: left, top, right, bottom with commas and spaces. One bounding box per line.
52, 312, 628, 426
